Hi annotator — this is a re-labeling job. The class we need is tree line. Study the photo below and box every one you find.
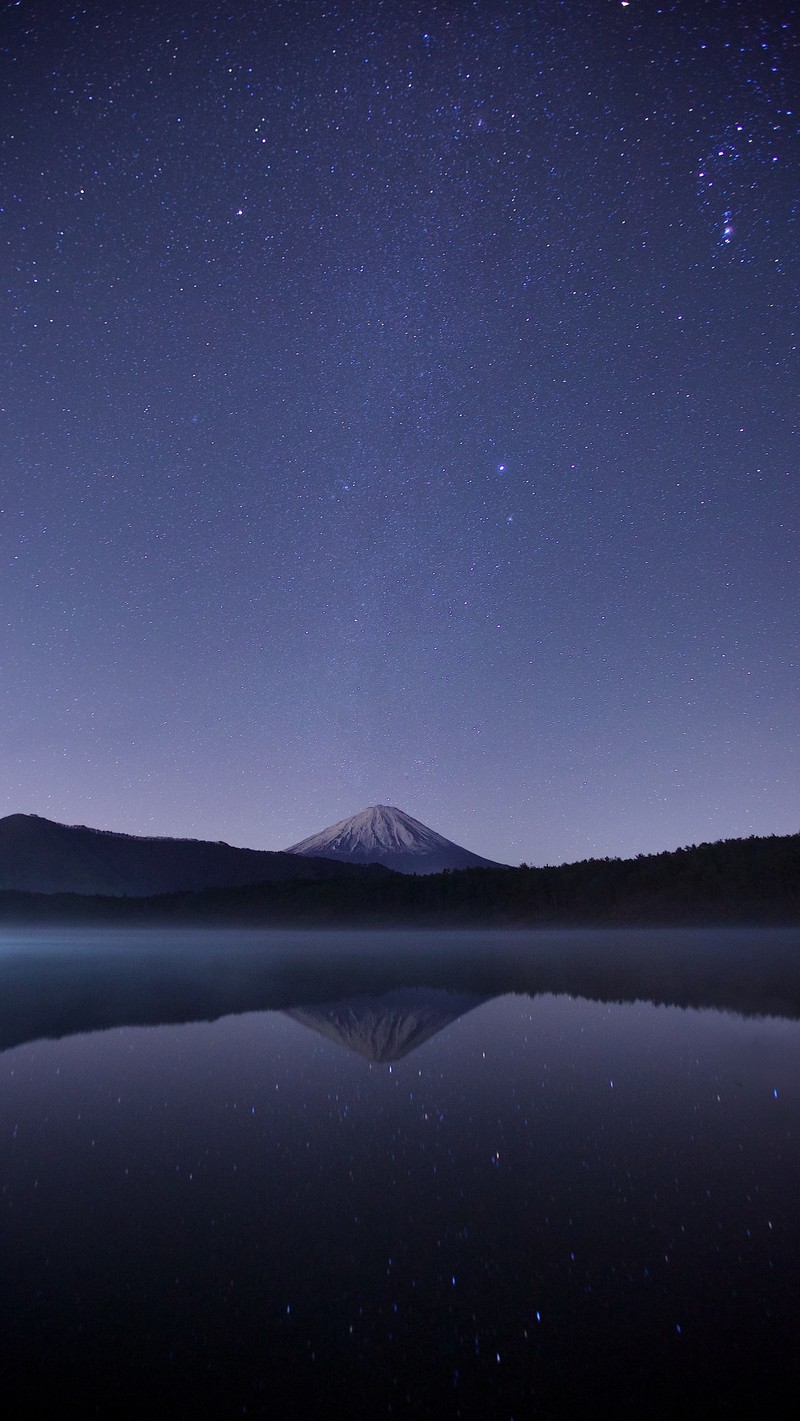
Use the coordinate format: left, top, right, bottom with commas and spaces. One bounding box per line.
1, 831, 798, 926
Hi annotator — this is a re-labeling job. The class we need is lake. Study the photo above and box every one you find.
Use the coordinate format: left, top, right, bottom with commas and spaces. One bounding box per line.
1, 928, 799, 1418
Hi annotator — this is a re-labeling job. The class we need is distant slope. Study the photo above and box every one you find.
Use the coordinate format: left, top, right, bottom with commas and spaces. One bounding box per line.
286, 804, 505, 874
0, 813, 392, 896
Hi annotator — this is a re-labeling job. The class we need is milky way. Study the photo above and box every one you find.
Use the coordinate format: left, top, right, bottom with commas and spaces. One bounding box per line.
1, 0, 797, 864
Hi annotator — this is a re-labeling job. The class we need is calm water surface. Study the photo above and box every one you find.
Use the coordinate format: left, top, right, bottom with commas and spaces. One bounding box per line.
0, 929, 798, 1418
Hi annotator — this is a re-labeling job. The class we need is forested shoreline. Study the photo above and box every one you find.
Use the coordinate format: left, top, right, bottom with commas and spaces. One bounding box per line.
1, 831, 798, 927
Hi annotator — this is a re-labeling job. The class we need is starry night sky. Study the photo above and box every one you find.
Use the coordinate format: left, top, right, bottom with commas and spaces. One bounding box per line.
2, 0, 798, 865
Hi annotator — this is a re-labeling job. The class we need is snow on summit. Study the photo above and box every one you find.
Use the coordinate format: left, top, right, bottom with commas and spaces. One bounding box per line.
291, 805, 447, 856
286, 805, 505, 875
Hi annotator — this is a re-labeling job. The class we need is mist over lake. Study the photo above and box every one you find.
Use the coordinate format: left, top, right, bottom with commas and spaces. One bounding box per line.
1, 928, 799, 1417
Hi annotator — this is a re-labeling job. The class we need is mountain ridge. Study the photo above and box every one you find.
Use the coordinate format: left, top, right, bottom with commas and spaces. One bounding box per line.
0, 812, 392, 897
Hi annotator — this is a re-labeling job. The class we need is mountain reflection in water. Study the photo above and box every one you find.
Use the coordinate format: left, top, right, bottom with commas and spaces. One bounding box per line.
1, 929, 799, 1417
285, 988, 487, 1061
0, 926, 799, 1054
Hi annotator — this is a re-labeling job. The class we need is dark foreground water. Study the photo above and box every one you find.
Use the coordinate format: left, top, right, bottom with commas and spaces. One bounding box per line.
1, 928, 799, 1419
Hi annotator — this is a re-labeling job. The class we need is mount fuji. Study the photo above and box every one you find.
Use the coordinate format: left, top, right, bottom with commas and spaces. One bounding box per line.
286, 804, 506, 875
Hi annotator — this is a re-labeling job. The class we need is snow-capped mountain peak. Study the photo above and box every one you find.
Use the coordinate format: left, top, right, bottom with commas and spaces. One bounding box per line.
291, 805, 447, 856
286, 805, 505, 875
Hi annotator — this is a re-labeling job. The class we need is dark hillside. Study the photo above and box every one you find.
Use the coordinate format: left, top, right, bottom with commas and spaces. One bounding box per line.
0, 813, 393, 897
1, 831, 797, 926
